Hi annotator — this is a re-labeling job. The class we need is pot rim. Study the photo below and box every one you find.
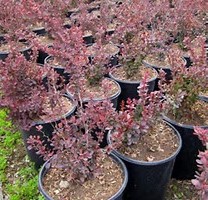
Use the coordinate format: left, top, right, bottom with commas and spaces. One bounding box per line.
0, 42, 32, 54
38, 153, 128, 200
32, 26, 45, 31
31, 94, 77, 126
107, 120, 182, 166
86, 42, 120, 57
32, 26, 47, 35
142, 56, 187, 70
162, 114, 208, 129
109, 65, 158, 84
66, 77, 121, 103
44, 55, 66, 70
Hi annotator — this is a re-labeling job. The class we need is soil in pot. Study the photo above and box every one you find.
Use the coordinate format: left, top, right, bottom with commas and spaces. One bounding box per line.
37, 34, 54, 47
110, 65, 156, 82
38, 96, 75, 122
166, 99, 208, 126
118, 120, 179, 162
109, 65, 157, 109
143, 54, 171, 70
106, 23, 117, 36
39, 154, 127, 200
170, 43, 192, 67
67, 77, 121, 108
109, 120, 181, 200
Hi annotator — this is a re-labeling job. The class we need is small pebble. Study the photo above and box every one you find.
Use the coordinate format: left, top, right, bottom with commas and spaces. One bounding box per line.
54, 189, 60, 194
59, 180, 69, 189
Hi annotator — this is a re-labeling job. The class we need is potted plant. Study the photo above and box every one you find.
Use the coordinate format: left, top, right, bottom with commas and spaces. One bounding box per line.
0, 37, 32, 61
107, 1, 166, 105
0, 52, 77, 168
171, 0, 207, 67
108, 37, 158, 106
109, 54, 158, 105
28, 100, 128, 200
108, 73, 182, 200
66, 45, 121, 108
160, 36, 208, 179
0, 0, 36, 60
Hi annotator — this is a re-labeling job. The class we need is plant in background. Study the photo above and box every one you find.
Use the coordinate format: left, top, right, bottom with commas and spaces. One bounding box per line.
192, 127, 208, 200
159, 36, 207, 122
0, 0, 87, 130
0, 53, 47, 130
168, 0, 207, 51
85, 64, 105, 87
0, 49, 67, 130
110, 0, 207, 76
109, 0, 177, 79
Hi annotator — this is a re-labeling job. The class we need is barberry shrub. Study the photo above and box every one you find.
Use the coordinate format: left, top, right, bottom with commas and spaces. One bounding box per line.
111, 73, 165, 146
27, 100, 117, 183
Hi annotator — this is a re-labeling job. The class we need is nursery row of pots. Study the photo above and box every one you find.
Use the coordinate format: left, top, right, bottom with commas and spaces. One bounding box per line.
23, 70, 207, 200
1, 40, 207, 200
38, 121, 182, 200
4, 31, 207, 200
34, 91, 207, 200
1, 1, 207, 200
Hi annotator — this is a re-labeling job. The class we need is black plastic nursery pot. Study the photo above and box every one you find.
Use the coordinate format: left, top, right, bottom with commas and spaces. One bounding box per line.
38, 153, 128, 200
163, 115, 207, 180
107, 122, 182, 200
183, 55, 192, 68
83, 34, 95, 45
199, 95, 208, 102
66, 8, 79, 18
109, 66, 157, 109
21, 96, 77, 169
87, 2, 100, 13
37, 50, 49, 65
0, 34, 4, 41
